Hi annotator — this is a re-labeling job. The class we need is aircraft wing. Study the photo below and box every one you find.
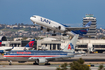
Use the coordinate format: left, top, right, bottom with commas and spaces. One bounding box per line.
4, 47, 14, 51
65, 27, 90, 31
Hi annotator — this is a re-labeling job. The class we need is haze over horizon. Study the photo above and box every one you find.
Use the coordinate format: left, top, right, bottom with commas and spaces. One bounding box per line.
0, 0, 105, 28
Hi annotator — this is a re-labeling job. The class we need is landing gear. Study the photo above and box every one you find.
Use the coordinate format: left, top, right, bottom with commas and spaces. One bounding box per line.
52, 31, 56, 36
44, 62, 50, 65
33, 62, 39, 65
33, 25, 35, 27
33, 59, 39, 65
33, 22, 36, 27
8, 60, 12, 65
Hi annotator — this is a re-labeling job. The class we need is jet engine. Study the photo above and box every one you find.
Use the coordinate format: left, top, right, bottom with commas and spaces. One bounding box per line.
40, 26, 43, 30
58, 26, 61, 30
39, 58, 47, 63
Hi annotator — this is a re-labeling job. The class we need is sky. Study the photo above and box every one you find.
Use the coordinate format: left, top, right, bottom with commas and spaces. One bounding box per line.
0, 0, 105, 28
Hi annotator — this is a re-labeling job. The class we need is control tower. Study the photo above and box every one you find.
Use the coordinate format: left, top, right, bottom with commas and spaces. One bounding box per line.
83, 14, 97, 38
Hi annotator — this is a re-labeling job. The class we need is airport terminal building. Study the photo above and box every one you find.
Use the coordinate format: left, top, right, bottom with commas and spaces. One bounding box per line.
1, 36, 105, 53
37, 37, 105, 53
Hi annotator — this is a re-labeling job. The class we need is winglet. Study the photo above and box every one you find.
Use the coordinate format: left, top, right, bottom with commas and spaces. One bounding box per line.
63, 35, 79, 52
25, 39, 35, 48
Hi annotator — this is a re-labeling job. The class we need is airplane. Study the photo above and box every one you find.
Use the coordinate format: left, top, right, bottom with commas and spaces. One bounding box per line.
30, 15, 91, 36
0, 39, 35, 53
0, 40, 2, 46
3, 35, 79, 65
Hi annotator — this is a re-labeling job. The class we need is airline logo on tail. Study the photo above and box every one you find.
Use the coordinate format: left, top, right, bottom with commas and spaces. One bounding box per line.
25, 39, 35, 48
0, 40, 2, 47
29, 41, 34, 48
68, 43, 74, 50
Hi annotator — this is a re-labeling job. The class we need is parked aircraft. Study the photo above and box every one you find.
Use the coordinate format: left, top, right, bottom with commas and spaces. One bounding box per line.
0, 39, 35, 53
0, 40, 2, 47
3, 35, 79, 65
30, 15, 91, 36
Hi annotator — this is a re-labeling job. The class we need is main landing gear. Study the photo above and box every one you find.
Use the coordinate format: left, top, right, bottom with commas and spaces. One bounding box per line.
44, 62, 50, 65
52, 31, 56, 36
44, 61, 50, 65
8, 60, 12, 65
33, 59, 39, 65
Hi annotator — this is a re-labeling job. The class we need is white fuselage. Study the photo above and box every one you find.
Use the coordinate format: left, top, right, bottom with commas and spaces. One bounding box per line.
30, 15, 66, 33
3, 50, 75, 62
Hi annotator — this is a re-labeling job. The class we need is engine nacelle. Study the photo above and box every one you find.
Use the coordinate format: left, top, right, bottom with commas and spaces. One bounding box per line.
39, 58, 47, 63
58, 26, 61, 30
40, 26, 43, 30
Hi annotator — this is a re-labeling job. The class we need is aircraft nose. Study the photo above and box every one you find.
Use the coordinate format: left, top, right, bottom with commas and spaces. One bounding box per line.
30, 17, 33, 21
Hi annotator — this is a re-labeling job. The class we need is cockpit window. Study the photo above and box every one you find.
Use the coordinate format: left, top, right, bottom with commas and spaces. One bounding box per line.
32, 16, 36, 18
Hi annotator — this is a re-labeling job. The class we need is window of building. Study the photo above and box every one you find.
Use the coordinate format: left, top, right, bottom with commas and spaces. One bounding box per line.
45, 44, 47, 46
57, 44, 61, 50
93, 45, 105, 48
2, 44, 5, 46
53, 44, 56, 50
78, 45, 87, 48
50, 44, 51, 50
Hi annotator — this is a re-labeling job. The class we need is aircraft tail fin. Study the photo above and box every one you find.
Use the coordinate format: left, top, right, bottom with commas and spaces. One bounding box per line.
82, 21, 92, 33
63, 35, 79, 52
0, 40, 2, 47
71, 21, 92, 35
25, 39, 35, 48
84, 21, 92, 27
